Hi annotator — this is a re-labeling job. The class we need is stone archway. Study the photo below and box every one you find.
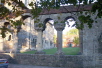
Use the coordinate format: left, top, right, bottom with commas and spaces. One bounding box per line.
64, 16, 81, 54
34, 17, 55, 54
34, 13, 81, 55
43, 18, 54, 49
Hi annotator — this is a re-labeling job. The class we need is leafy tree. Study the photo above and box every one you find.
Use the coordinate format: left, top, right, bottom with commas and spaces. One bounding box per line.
66, 28, 79, 36
73, 37, 79, 46
0, 0, 25, 38
66, 28, 79, 46
29, 0, 101, 29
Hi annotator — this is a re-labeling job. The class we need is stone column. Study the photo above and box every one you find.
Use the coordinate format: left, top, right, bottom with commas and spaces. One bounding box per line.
54, 23, 65, 55
34, 23, 45, 54
79, 30, 83, 54
12, 29, 19, 53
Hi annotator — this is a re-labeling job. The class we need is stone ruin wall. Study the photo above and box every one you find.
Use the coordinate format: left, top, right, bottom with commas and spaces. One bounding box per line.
82, 17, 102, 67
0, 17, 55, 52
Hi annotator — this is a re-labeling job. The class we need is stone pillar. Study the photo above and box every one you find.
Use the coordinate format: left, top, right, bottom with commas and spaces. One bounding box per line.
54, 23, 65, 55
37, 30, 43, 51
25, 38, 30, 50
34, 23, 45, 54
79, 30, 83, 54
56, 30, 63, 54
12, 29, 19, 53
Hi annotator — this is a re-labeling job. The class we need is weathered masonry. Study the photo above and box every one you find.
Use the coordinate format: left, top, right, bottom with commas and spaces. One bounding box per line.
0, 2, 102, 68
0, 1, 55, 53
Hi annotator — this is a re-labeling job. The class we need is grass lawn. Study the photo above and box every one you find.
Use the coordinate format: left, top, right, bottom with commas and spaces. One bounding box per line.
21, 47, 80, 55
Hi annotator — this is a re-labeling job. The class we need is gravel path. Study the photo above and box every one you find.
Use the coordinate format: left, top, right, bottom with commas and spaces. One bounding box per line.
8, 64, 66, 68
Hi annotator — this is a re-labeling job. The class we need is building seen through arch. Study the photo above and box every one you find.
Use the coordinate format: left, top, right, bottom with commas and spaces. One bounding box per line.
63, 18, 79, 48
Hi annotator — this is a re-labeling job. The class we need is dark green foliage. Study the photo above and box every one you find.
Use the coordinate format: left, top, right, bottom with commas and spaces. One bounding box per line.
38, 23, 44, 27
78, 15, 93, 29
0, 7, 10, 19
73, 37, 79, 45
12, 20, 24, 28
31, 7, 42, 19
0, 26, 11, 38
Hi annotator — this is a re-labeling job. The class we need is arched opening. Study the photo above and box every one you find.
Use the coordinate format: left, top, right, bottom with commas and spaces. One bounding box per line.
21, 16, 81, 55
18, 16, 33, 51
42, 18, 54, 31
62, 16, 80, 55
42, 18, 55, 49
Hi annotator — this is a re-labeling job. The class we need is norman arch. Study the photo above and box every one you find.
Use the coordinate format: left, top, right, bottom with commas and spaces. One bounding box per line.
65, 16, 76, 27
42, 18, 55, 49
34, 12, 82, 55
42, 18, 54, 31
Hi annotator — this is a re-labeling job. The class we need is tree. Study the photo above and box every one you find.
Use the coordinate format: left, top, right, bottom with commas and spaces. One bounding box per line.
73, 37, 79, 46
0, 0, 26, 38
0, 0, 102, 37
66, 28, 79, 36
29, 0, 102, 29
65, 28, 79, 46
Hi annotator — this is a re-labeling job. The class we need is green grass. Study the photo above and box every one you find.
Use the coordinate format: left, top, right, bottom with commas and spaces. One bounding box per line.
21, 47, 80, 55
62, 47, 80, 55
